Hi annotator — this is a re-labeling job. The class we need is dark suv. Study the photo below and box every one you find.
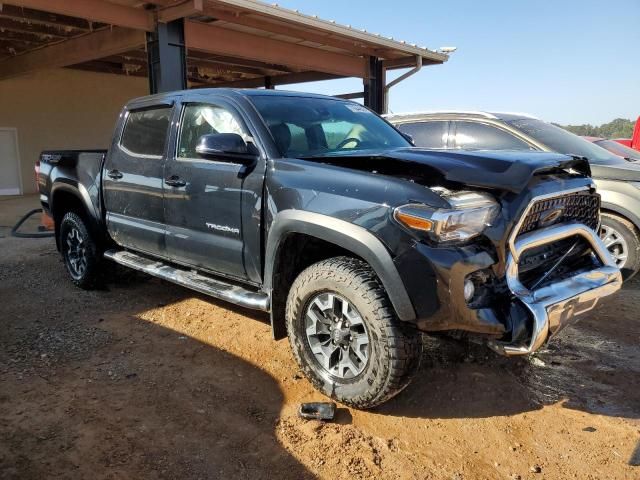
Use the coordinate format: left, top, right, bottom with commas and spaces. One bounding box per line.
388, 111, 640, 279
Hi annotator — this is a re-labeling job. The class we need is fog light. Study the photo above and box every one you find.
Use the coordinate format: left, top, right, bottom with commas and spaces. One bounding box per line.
463, 279, 475, 302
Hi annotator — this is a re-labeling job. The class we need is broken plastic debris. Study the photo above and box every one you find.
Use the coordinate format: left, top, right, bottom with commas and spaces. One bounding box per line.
298, 402, 336, 421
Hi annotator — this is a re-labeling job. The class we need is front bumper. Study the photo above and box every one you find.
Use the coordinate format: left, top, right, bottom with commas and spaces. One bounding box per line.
488, 222, 622, 356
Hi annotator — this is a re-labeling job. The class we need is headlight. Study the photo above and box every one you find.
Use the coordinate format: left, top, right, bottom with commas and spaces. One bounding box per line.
394, 191, 500, 242
631, 182, 640, 190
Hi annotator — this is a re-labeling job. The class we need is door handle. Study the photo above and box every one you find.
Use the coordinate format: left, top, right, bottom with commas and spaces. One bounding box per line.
107, 169, 123, 180
165, 175, 186, 188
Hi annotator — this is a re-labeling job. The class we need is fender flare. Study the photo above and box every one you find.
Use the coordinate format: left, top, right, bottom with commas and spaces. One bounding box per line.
50, 181, 102, 248
264, 210, 416, 321
50, 181, 100, 222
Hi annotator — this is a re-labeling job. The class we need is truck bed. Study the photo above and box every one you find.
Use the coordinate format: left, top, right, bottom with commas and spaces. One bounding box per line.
38, 149, 107, 225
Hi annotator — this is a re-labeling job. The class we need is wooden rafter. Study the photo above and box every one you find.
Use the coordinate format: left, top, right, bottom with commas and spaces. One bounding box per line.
0, 26, 147, 80
203, 71, 341, 89
3, 0, 154, 31
188, 51, 296, 74
202, 5, 381, 57
0, 4, 93, 30
0, 17, 81, 38
185, 20, 366, 78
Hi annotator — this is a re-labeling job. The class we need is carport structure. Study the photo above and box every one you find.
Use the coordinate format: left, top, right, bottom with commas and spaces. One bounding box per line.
0, 0, 448, 113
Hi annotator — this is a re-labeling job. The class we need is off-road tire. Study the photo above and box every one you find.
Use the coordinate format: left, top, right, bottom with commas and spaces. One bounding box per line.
285, 256, 422, 409
59, 212, 102, 289
600, 212, 640, 281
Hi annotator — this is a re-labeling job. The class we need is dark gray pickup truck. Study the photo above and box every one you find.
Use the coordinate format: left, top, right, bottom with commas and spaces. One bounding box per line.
38, 89, 622, 408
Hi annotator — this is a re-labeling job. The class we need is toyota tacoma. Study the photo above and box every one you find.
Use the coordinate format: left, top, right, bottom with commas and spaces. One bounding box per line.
38, 89, 622, 408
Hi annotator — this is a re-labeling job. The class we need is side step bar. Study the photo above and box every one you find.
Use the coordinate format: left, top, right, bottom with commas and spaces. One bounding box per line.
104, 250, 270, 311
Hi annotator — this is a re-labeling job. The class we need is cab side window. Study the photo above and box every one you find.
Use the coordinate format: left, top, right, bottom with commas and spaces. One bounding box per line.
178, 104, 245, 159
120, 107, 172, 157
396, 121, 449, 148
453, 121, 532, 150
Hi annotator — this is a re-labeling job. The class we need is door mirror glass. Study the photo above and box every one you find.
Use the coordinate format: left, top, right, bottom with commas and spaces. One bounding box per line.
195, 133, 257, 163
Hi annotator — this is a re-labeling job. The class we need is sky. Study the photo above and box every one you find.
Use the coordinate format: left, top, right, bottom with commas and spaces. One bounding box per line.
273, 0, 640, 125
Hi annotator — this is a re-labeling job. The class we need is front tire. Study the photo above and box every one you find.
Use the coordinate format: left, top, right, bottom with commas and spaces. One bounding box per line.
286, 257, 422, 409
60, 212, 101, 289
599, 212, 640, 281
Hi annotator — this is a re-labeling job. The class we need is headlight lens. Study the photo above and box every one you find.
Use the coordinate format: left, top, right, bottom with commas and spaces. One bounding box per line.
394, 191, 500, 242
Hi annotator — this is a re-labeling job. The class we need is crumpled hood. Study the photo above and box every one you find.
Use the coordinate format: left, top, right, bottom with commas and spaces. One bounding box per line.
309, 148, 590, 193
591, 161, 640, 182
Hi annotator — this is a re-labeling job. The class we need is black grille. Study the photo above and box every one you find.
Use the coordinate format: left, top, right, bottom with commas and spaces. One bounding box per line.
517, 191, 600, 236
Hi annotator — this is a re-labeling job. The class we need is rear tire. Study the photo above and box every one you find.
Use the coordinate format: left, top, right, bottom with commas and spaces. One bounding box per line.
60, 212, 102, 289
599, 212, 640, 281
286, 256, 422, 409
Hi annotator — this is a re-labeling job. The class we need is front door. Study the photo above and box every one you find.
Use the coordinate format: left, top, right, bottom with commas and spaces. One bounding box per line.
103, 105, 172, 256
163, 98, 264, 282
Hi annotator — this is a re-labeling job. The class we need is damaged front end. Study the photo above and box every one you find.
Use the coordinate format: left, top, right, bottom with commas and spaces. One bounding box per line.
488, 187, 622, 355
392, 181, 622, 357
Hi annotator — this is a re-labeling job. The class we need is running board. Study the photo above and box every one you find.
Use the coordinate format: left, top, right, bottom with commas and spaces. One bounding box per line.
104, 250, 270, 311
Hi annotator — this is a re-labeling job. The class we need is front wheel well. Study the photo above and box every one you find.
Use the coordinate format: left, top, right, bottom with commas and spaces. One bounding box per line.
600, 208, 640, 233
269, 233, 363, 339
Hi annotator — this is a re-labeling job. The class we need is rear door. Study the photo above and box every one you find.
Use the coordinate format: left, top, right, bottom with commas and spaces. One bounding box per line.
103, 103, 173, 256
162, 95, 265, 282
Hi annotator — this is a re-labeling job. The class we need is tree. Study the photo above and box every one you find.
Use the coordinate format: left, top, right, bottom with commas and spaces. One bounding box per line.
556, 118, 634, 139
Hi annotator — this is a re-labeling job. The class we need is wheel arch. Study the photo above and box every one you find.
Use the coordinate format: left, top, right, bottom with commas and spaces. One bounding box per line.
50, 184, 100, 250
264, 210, 416, 340
601, 202, 640, 233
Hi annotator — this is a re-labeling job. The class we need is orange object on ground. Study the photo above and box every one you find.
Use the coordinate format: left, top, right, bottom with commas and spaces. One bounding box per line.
41, 212, 54, 231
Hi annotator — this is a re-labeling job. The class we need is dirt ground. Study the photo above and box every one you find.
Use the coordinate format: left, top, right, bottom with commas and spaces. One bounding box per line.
1, 195, 639, 480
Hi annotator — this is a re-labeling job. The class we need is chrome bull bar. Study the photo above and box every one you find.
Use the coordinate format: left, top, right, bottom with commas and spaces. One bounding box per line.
489, 222, 622, 356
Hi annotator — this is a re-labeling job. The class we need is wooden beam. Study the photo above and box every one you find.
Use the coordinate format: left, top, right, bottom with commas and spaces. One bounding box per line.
3, 0, 155, 31
188, 51, 295, 73
0, 26, 147, 79
0, 29, 54, 44
202, 6, 379, 56
184, 21, 366, 78
158, 0, 203, 23
210, 71, 342, 88
0, 4, 92, 30
67, 59, 147, 77
0, 17, 80, 38
189, 57, 271, 76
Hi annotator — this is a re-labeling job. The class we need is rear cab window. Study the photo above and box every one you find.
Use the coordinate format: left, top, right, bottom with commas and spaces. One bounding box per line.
120, 107, 172, 157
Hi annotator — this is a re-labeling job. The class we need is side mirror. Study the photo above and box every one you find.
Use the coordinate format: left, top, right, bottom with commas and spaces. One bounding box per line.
401, 132, 415, 146
195, 133, 258, 164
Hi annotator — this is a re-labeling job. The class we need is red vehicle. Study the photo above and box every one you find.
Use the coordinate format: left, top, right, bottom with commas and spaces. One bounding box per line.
613, 116, 640, 151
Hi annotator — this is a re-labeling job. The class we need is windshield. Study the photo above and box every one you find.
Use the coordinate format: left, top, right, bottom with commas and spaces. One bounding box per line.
249, 95, 410, 157
507, 118, 626, 165
594, 139, 640, 161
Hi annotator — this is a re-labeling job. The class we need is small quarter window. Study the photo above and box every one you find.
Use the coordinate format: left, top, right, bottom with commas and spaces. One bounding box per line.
120, 107, 172, 157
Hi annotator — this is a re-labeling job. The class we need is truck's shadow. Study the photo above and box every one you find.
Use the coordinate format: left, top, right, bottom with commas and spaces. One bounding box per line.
0, 243, 314, 480
4, 236, 638, 480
